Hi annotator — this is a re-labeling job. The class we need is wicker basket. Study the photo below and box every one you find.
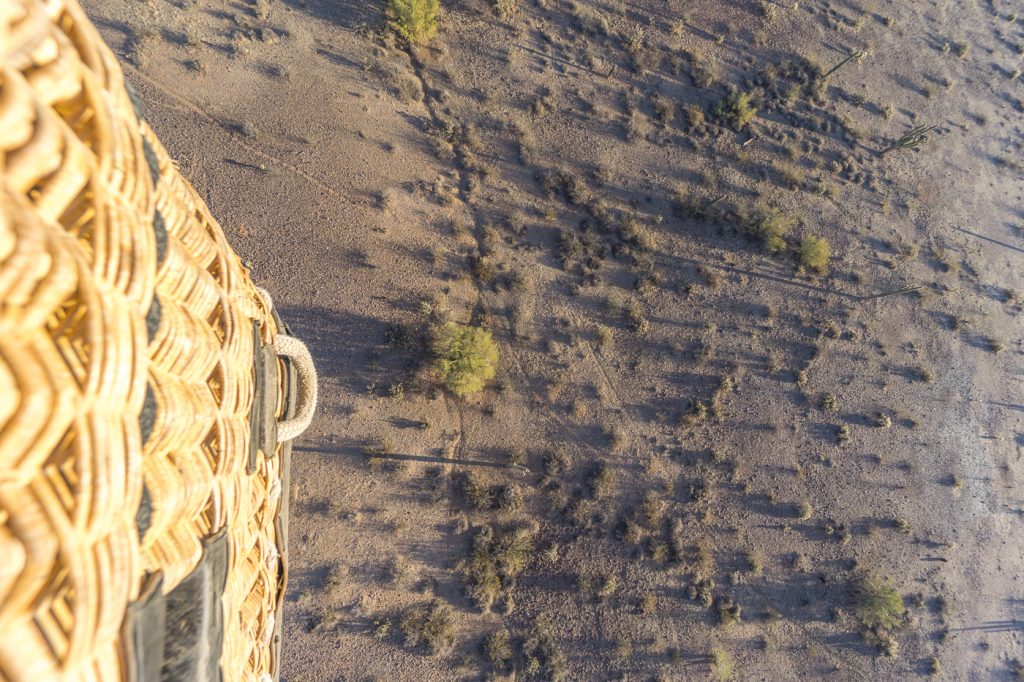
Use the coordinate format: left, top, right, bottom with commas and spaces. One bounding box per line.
0, 0, 311, 679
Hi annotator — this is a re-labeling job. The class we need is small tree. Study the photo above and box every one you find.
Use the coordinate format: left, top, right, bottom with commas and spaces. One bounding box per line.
388, 0, 440, 45
434, 322, 499, 397
798, 235, 831, 272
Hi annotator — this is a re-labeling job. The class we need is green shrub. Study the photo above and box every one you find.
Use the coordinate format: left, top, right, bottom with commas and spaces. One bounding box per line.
798, 235, 831, 272
434, 322, 499, 397
713, 91, 758, 130
855, 575, 905, 630
749, 208, 796, 253
388, 0, 440, 44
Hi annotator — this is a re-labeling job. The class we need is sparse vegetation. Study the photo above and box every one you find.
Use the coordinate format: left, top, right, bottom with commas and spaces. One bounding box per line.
463, 524, 535, 612
145, 0, 1024, 678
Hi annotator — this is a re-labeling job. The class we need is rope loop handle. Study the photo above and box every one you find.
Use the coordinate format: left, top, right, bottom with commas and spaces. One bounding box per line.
255, 287, 317, 443
273, 334, 317, 442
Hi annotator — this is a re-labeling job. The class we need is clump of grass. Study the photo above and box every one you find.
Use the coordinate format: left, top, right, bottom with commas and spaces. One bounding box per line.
463, 523, 536, 611
493, 0, 518, 20
587, 460, 614, 499
914, 365, 936, 382
717, 598, 742, 627
712, 647, 735, 680
713, 91, 758, 130
680, 399, 709, 428
522, 621, 566, 681
399, 600, 456, 654
748, 208, 796, 253
597, 572, 619, 599
433, 322, 499, 397
483, 628, 513, 669
388, 0, 440, 44
460, 472, 494, 510
798, 236, 831, 272
619, 216, 658, 251
855, 574, 905, 630
779, 162, 805, 189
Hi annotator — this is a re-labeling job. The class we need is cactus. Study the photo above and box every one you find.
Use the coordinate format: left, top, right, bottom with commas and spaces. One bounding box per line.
822, 50, 866, 79
880, 124, 936, 155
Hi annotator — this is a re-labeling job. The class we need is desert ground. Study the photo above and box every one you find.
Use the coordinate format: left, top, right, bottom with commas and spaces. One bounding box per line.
84, 0, 1024, 678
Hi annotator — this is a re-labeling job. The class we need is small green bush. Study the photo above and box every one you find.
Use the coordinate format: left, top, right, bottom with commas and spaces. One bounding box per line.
713, 91, 758, 130
798, 235, 831, 272
434, 322, 499, 397
749, 208, 796, 253
855, 574, 905, 630
388, 0, 440, 44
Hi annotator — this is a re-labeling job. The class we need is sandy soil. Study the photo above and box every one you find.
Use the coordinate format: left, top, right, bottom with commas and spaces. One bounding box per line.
84, 0, 1024, 679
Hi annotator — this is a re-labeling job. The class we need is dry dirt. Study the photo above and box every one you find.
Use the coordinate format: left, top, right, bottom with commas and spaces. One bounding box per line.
84, 0, 1024, 679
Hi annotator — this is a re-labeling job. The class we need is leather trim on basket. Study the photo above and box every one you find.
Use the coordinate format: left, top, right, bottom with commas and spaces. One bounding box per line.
153, 209, 168, 266
136, 482, 153, 542
124, 77, 145, 119
121, 572, 165, 682
145, 295, 162, 343
160, 528, 229, 682
249, 320, 280, 473
270, 350, 296, 682
142, 137, 160, 185
140, 383, 157, 446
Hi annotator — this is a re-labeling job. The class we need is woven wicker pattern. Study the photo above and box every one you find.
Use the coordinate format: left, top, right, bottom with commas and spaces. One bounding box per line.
0, 0, 287, 679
